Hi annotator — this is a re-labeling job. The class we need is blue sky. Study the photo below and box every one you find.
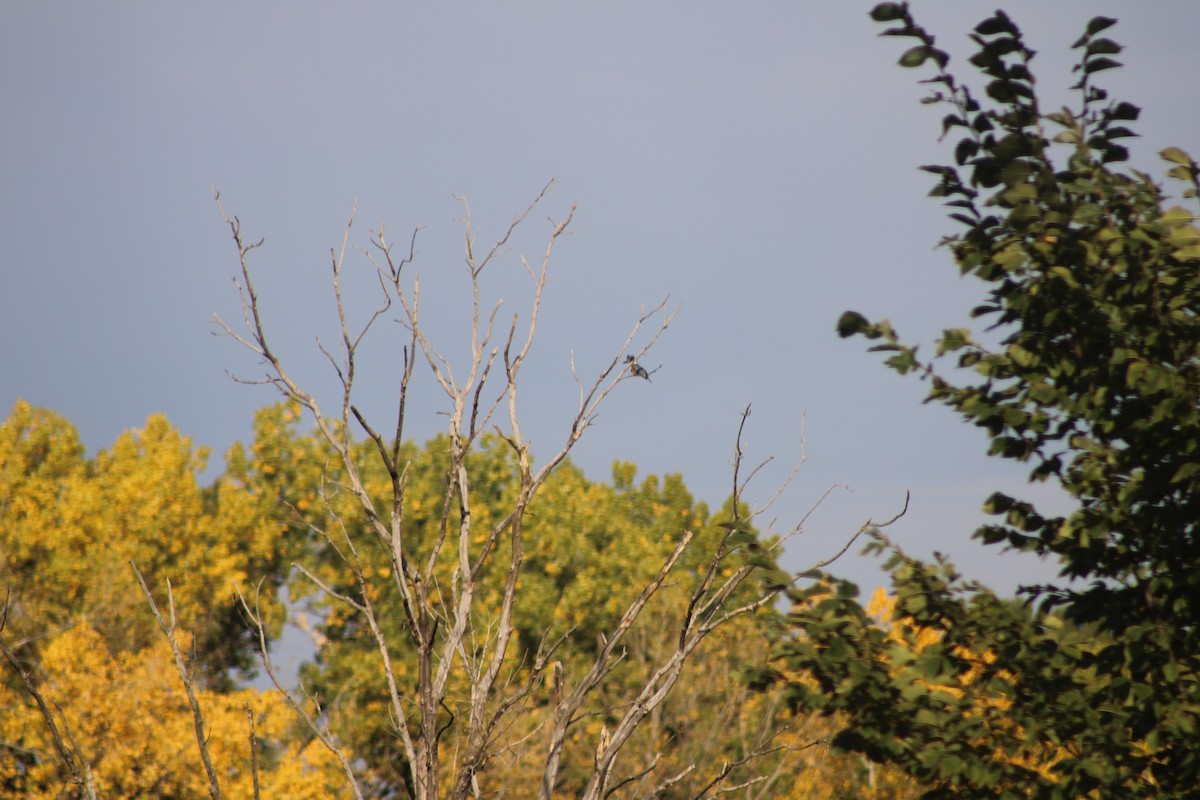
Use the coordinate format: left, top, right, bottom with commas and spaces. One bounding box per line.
3, 2, 1197, 597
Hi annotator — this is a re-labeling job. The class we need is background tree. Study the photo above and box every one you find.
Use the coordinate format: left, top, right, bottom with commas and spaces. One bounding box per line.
763, 5, 1200, 798
0, 396, 921, 800
0, 400, 294, 687
0, 402, 319, 798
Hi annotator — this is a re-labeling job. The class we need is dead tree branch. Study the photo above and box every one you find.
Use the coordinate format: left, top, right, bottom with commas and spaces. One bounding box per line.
130, 562, 224, 800
0, 594, 98, 800
233, 583, 367, 800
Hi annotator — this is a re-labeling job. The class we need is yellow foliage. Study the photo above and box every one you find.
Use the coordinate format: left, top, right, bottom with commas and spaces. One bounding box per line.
0, 400, 292, 680
866, 588, 1065, 784
0, 624, 345, 799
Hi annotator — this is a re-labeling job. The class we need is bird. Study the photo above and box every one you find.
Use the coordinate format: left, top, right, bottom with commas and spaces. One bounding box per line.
625, 354, 651, 382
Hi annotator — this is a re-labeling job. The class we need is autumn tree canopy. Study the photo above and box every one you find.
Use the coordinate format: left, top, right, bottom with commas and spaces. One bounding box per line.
0, 400, 920, 799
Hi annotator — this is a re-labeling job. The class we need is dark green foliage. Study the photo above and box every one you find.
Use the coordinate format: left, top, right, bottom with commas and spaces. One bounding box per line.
769, 6, 1200, 798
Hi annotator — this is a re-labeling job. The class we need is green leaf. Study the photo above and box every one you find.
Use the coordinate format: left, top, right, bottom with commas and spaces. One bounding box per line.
919, 654, 950, 680
747, 552, 776, 569
1044, 109, 1075, 128
1102, 126, 1137, 140
1162, 206, 1195, 226
899, 46, 929, 68
831, 582, 859, 601
726, 529, 758, 548
836, 310, 871, 338
1084, 57, 1122, 74
1101, 143, 1129, 163
937, 328, 973, 354
938, 754, 965, 779
982, 492, 1014, 515
1082, 16, 1118, 39
942, 114, 967, 136
1048, 266, 1081, 288
1165, 226, 1200, 249
869, 3, 908, 23
914, 708, 942, 727
1161, 146, 1195, 166
974, 15, 1017, 37
761, 568, 794, 591
1109, 101, 1140, 120
1028, 382, 1056, 403
1085, 37, 1122, 56
1000, 184, 1037, 204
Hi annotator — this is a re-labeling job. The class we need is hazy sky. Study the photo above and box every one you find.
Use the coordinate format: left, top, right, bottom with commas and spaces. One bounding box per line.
4, 2, 1197, 597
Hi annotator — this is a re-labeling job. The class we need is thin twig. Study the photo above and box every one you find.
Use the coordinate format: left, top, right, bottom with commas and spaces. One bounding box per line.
804, 491, 911, 573
232, 583, 367, 800
246, 703, 261, 800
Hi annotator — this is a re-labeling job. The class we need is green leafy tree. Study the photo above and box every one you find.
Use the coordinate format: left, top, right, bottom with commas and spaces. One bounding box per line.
763, 6, 1200, 799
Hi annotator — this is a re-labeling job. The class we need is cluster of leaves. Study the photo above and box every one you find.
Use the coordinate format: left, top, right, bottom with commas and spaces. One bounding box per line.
765, 5, 1200, 799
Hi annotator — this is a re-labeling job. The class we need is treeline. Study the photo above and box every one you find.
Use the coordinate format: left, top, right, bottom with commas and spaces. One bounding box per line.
0, 400, 917, 798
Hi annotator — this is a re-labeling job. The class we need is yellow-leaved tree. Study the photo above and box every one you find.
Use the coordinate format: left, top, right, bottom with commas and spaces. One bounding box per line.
0, 400, 321, 798
0, 622, 345, 799
0, 400, 295, 685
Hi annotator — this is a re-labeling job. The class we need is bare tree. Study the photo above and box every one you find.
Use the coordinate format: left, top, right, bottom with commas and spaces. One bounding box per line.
213, 182, 860, 799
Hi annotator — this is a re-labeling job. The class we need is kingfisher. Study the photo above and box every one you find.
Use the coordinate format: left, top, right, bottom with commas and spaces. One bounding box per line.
626, 355, 651, 382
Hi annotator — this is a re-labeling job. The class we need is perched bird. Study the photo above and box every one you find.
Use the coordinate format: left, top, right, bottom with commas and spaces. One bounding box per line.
625, 354, 651, 382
